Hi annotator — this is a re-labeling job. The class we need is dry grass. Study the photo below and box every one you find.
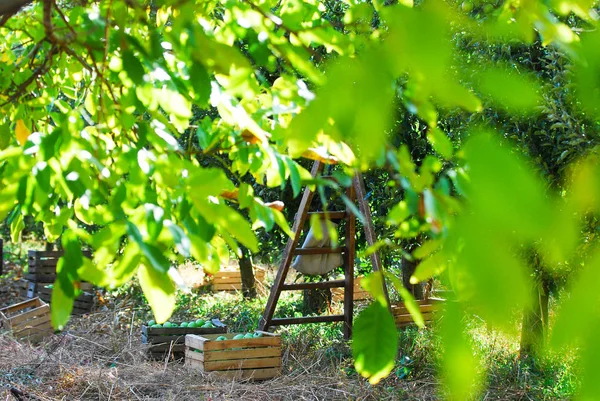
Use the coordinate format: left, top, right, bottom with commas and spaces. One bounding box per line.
0, 261, 437, 401
0, 308, 437, 401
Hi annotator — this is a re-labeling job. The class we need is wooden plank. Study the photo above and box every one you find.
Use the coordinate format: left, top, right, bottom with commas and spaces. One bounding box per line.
394, 312, 435, 324
0, 298, 41, 316
211, 367, 281, 380
9, 304, 50, 326
391, 303, 442, 315
259, 161, 323, 331
186, 332, 280, 352
196, 346, 281, 362
13, 314, 52, 334
28, 250, 92, 258
213, 283, 242, 291
185, 358, 281, 380
185, 334, 208, 351
204, 356, 281, 371
25, 273, 58, 282
213, 271, 242, 278
213, 277, 243, 284
270, 315, 345, 326
292, 247, 345, 255
26, 265, 57, 273
148, 343, 186, 353
281, 280, 345, 291
13, 321, 54, 338
203, 337, 280, 352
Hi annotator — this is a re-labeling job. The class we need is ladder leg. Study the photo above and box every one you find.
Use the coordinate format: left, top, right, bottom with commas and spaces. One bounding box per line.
343, 181, 356, 340
259, 161, 323, 331
354, 172, 392, 309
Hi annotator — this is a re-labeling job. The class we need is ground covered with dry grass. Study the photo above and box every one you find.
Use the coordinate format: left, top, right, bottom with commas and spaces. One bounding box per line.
0, 253, 578, 400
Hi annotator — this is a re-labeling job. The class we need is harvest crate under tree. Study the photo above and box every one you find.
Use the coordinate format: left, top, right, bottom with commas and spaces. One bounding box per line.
330, 276, 371, 303
26, 250, 92, 282
25, 250, 96, 315
142, 319, 227, 360
211, 267, 266, 294
0, 297, 53, 342
185, 331, 282, 380
392, 298, 445, 328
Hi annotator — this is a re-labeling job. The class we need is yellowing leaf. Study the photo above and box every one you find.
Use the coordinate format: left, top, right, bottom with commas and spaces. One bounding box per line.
15, 119, 30, 146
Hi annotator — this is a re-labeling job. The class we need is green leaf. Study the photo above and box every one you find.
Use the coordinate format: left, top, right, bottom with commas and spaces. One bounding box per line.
189, 62, 211, 106
127, 222, 171, 273
413, 239, 442, 260
165, 220, 191, 257
10, 212, 23, 243
412, 252, 447, 283
360, 271, 388, 305
0, 123, 10, 150
352, 301, 398, 384
51, 278, 74, 330
122, 50, 145, 85
427, 127, 453, 159
476, 66, 542, 113
108, 241, 142, 287
137, 263, 176, 324
285, 157, 302, 197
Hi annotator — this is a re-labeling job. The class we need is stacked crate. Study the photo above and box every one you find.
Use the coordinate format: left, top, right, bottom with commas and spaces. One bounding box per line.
0, 298, 53, 342
25, 250, 95, 315
330, 276, 371, 303
391, 298, 444, 328
211, 267, 266, 294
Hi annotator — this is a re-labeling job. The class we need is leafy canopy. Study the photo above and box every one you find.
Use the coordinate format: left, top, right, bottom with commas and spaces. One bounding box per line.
1, 0, 600, 398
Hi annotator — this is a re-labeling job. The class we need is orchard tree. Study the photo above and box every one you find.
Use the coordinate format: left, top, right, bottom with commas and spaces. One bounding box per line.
1, 0, 600, 399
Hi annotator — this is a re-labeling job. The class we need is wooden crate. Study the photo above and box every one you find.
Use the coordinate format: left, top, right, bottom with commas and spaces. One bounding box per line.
36, 282, 95, 315
26, 250, 92, 282
142, 319, 227, 360
185, 331, 281, 380
0, 297, 53, 342
391, 298, 445, 327
211, 267, 266, 294
331, 276, 371, 303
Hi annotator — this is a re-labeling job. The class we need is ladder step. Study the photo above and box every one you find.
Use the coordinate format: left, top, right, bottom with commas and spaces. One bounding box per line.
281, 280, 345, 291
293, 247, 345, 255
307, 211, 347, 220
270, 315, 345, 326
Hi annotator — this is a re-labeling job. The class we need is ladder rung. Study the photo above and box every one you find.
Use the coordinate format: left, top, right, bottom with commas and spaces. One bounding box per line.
293, 247, 345, 255
281, 280, 345, 291
270, 315, 346, 326
307, 211, 347, 220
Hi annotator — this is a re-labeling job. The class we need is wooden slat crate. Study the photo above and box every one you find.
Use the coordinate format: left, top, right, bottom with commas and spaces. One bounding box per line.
36, 282, 95, 315
0, 297, 53, 342
391, 298, 445, 327
185, 331, 281, 380
331, 276, 371, 303
211, 267, 266, 294
142, 319, 227, 360
26, 250, 92, 282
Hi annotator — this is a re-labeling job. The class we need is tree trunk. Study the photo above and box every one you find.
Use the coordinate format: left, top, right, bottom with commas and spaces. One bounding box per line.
401, 255, 424, 299
303, 287, 331, 315
238, 246, 256, 299
520, 279, 550, 359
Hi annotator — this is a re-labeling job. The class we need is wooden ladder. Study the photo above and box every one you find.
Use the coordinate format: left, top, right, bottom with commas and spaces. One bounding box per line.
258, 161, 390, 339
